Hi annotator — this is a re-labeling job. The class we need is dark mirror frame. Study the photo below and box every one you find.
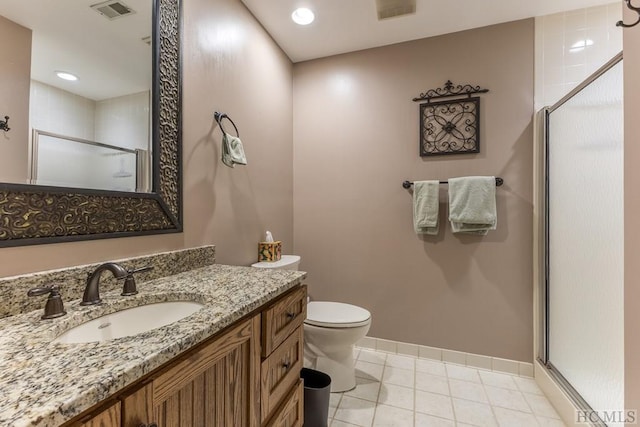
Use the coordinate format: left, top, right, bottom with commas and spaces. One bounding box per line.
0, 0, 182, 248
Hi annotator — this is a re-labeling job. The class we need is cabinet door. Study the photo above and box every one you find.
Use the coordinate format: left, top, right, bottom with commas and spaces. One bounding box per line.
79, 401, 121, 427
151, 315, 261, 427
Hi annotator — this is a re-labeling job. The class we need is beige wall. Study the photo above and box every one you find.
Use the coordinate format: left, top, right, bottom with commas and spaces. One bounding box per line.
0, 0, 293, 277
0, 15, 30, 184
293, 19, 534, 362
624, 5, 640, 417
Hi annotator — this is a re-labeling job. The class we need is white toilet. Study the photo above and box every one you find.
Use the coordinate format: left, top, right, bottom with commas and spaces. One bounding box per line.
251, 255, 371, 393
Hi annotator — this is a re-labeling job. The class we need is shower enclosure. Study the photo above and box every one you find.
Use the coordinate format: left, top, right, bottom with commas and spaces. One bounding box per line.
29, 129, 150, 193
541, 52, 624, 426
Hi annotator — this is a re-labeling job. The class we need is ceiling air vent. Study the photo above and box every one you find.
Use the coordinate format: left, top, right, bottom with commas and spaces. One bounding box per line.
91, 0, 136, 20
376, 0, 416, 20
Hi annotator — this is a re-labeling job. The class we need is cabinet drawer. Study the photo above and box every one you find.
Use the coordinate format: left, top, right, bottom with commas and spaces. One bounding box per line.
265, 380, 304, 427
261, 327, 304, 422
262, 286, 307, 357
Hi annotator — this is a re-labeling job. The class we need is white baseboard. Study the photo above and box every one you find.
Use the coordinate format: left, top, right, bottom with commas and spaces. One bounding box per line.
357, 336, 534, 378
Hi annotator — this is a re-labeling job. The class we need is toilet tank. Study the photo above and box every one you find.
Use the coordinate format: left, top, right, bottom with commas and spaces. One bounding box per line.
251, 255, 301, 271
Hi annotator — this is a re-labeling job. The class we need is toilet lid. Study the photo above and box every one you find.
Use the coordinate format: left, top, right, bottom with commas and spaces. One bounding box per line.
251, 255, 300, 269
305, 301, 371, 328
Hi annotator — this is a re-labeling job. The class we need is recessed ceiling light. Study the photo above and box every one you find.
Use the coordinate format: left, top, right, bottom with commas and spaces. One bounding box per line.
569, 39, 594, 53
56, 71, 78, 81
292, 8, 314, 25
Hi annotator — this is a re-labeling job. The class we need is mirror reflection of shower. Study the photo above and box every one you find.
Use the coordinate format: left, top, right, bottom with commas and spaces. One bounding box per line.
29, 129, 148, 193
0, 2, 153, 189
108, 152, 136, 192
113, 157, 133, 179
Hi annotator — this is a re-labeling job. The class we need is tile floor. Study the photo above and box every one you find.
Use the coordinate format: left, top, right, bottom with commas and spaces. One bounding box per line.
326, 348, 566, 427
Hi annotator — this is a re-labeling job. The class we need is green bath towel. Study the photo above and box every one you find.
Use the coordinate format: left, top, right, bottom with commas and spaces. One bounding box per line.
222, 132, 247, 168
448, 176, 497, 235
413, 180, 440, 235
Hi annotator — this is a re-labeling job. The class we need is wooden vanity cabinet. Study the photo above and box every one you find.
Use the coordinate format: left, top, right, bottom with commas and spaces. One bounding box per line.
67, 285, 306, 427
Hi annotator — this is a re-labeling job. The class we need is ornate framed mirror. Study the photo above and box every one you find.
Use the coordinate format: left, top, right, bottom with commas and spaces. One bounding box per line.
0, 0, 182, 247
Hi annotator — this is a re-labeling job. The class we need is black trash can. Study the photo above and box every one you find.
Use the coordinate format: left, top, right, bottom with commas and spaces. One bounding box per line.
300, 368, 332, 427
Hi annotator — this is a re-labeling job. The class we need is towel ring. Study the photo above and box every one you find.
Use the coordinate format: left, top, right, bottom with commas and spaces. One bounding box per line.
214, 112, 239, 137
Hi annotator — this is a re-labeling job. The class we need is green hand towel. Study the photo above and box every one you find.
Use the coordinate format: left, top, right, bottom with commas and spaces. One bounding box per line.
222, 132, 247, 168
448, 176, 497, 235
413, 180, 440, 235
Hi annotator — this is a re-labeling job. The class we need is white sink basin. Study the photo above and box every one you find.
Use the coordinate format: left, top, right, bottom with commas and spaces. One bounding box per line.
53, 301, 205, 344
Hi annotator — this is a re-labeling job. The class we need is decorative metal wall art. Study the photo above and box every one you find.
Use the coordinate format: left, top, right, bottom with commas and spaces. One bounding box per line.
413, 80, 489, 157
419, 98, 480, 156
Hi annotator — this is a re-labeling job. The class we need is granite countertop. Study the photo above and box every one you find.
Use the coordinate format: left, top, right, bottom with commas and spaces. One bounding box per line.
0, 264, 306, 427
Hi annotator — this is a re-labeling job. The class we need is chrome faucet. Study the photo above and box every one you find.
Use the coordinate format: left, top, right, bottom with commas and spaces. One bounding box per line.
81, 262, 128, 306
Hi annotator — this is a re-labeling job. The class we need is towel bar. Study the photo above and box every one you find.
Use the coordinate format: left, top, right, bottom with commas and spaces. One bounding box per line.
402, 177, 504, 189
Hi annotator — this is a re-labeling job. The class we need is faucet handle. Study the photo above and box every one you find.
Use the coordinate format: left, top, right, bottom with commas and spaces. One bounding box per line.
27, 285, 56, 297
121, 265, 154, 296
27, 285, 67, 320
129, 266, 154, 275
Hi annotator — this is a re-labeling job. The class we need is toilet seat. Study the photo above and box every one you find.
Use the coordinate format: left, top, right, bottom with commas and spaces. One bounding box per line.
305, 301, 371, 328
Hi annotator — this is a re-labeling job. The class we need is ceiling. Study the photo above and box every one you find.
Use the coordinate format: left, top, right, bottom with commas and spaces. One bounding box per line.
0, 0, 618, 100
241, 0, 618, 63
0, 0, 151, 101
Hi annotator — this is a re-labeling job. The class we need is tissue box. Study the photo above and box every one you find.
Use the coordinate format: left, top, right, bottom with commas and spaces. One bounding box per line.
258, 241, 282, 262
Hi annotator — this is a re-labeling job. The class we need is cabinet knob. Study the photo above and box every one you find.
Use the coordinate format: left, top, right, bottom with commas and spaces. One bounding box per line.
286, 312, 295, 319
282, 361, 291, 369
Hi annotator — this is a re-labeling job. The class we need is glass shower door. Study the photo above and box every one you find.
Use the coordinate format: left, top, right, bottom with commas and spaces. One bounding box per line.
545, 56, 624, 423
